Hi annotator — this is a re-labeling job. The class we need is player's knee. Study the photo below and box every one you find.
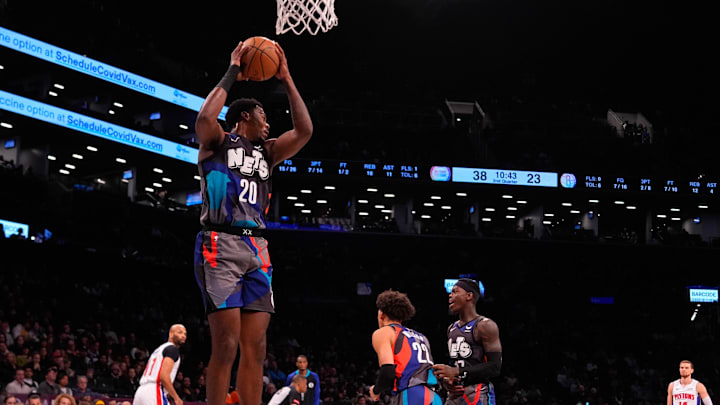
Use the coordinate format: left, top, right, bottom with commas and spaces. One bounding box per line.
211, 336, 239, 361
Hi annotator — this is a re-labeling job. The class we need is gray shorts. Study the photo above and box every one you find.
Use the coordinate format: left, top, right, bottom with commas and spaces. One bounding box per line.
445, 383, 495, 405
194, 230, 274, 314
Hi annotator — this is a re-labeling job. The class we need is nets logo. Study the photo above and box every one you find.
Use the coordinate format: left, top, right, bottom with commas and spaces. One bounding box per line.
560, 173, 577, 188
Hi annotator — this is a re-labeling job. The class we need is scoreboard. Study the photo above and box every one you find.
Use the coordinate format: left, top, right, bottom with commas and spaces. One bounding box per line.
273, 158, 717, 197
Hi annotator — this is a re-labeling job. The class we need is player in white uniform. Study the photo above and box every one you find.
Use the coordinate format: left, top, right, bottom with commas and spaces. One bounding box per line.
133, 324, 188, 405
667, 360, 713, 405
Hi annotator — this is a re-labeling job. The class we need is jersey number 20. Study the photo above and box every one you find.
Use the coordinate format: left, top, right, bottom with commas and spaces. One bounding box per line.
239, 179, 258, 204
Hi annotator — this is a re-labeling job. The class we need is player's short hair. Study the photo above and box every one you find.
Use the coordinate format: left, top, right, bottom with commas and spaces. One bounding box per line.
680, 360, 694, 368
376, 290, 416, 323
455, 278, 483, 304
291, 374, 307, 384
225, 98, 263, 131
296, 355, 308, 362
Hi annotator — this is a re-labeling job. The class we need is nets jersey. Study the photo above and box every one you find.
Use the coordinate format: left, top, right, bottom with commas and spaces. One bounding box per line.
139, 342, 180, 386
671, 379, 699, 405
199, 133, 272, 229
388, 324, 438, 393
447, 317, 488, 375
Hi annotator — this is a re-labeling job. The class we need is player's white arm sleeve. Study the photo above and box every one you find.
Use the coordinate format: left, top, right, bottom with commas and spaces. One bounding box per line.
269, 388, 290, 405
702, 396, 713, 405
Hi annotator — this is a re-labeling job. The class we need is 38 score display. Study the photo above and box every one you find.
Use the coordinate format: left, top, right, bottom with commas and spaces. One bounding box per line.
452, 167, 558, 187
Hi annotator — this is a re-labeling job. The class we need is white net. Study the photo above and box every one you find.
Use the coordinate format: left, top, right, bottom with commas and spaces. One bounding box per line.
276, 0, 338, 35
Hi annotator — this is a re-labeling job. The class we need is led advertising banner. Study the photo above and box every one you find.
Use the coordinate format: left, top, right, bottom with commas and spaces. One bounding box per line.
0, 90, 199, 163
0, 26, 228, 120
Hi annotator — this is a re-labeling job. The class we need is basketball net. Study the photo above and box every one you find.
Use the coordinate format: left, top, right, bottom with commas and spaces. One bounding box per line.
276, 0, 338, 35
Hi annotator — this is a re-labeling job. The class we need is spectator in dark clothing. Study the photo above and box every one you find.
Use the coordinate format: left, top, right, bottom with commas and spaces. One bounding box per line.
37, 367, 61, 396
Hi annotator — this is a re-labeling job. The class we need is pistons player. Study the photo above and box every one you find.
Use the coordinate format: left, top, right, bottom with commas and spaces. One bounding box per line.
432, 279, 502, 405
369, 290, 442, 405
667, 360, 713, 405
133, 324, 187, 405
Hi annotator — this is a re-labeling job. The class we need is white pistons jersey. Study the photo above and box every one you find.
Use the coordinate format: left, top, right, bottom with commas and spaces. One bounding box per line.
671, 379, 699, 405
139, 342, 181, 386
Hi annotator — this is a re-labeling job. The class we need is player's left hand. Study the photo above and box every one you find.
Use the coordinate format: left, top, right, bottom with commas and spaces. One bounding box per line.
273, 41, 290, 82
432, 364, 460, 380
369, 385, 380, 402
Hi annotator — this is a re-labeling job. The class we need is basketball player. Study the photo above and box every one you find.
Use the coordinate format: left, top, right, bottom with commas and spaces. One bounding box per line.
269, 375, 307, 405
369, 290, 441, 405
667, 360, 713, 405
194, 40, 312, 405
285, 355, 320, 405
432, 279, 502, 405
133, 324, 187, 405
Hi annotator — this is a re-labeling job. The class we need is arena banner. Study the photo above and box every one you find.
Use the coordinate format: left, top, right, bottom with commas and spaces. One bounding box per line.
0, 90, 198, 164
0, 26, 228, 120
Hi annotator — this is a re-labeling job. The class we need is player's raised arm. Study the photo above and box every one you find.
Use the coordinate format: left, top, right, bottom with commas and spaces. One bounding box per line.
196, 42, 249, 159
265, 42, 313, 167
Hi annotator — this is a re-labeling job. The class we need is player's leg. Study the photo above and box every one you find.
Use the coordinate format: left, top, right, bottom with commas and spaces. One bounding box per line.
237, 310, 271, 405
207, 309, 242, 405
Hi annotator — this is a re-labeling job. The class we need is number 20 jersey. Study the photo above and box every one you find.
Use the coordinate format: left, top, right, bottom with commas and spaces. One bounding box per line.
388, 324, 438, 393
198, 133, 272, 229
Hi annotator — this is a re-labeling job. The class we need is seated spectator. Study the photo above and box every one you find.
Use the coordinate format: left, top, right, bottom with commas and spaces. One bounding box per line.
23, 367, 39, 390
73, 375, 98, 402
37, 367, 61, 396
54, 393, 77, 405
57, 371, 72, 395
4, 369, 33, 395
27, 393, 42, 405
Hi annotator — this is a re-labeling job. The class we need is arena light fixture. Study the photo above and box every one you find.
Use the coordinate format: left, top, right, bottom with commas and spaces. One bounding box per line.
358, 199, 368, 204
367, 188, 378, 192
456, 192, 467, 197
481, 218, 491, 222
421, 215, 431, 219
431, 196, 441, 200
384, 193, 395, 198
194, 175, 201, 180
502, 195, 513, 199
485, 208, 495, 212
627, 206, 637, 210
113, 102, 124, 108
179, 124, 189, 130
86, 146, 98, 152
381, 209, 393, 214
301, 210, 311, 214
317, 200, 328, 204
0, 122, 12, 128
441, 206, 452, 210
657, 214, 667, 218
424, 203, 434, 207
153, 183, 162, 188
570, 210, 581, 214
48, 91, 58, 97
517, 200, 527, 204
59, 169, 69, 175
64, 164, 75, 169
48, 155, 56, 160
300, 189, 312, 194
153, 168, 163, 173
72, 154, 83, 159
359, 212, 369, 216
324, 186, 336, 190
614, 201, 624, 205
670, 208, 680, 212
145, 187, 154, 192
374, 205, 385, 209
108, 110, 115, 115
294, 203, 305, 207
589, 199, 599, 203
544, 213, 554, 217
507, 207, 517, 211
671, 217, 681, 221
543, 220, 552, 225
116, 158, 127, 163
286, 196, 298, 200
506, 215, 516, 219
562, 203, 572, 207
54, 83, 65, 89
699, 205, 709, 209
162, 177, 172, 183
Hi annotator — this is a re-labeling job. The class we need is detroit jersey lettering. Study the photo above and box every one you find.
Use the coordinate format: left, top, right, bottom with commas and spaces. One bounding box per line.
139, 342, 180, 386
389, 324, 437, 393
199, 133, 272, 228
671, 379, 698, 405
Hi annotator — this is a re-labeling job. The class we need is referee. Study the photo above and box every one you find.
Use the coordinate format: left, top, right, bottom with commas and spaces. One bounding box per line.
269, 375, 307, 405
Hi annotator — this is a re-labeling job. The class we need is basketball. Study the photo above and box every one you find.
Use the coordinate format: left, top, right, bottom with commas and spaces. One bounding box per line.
241, 36, 280, 81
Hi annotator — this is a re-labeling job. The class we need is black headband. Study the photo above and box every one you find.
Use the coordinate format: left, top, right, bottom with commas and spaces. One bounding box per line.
455, 278, 482, 301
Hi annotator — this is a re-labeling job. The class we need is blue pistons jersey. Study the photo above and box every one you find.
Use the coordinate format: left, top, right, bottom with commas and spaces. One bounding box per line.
198, 133, 272, 229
